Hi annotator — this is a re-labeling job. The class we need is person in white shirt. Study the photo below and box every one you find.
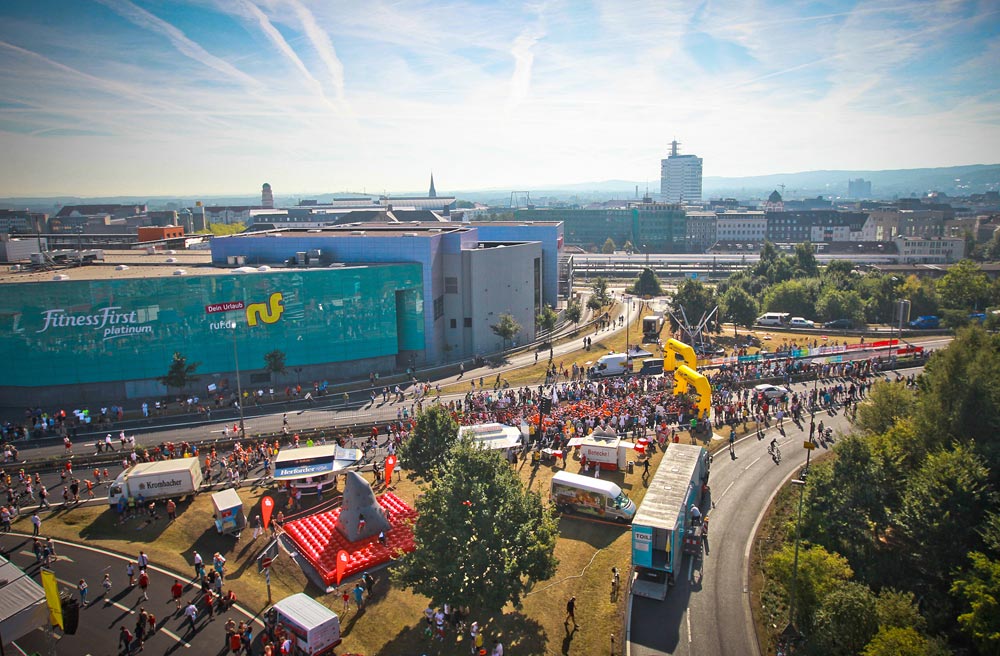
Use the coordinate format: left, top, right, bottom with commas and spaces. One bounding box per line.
492, 639, 504, 656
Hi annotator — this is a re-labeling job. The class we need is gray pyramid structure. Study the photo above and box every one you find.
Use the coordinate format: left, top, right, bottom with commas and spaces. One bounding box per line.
336, 471, 391, 542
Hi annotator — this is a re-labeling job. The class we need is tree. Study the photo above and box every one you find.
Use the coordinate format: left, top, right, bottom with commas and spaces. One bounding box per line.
938, 259, 991, 310
490, 313, 521, 350
397, 405, 460, 481
855, 380, 918, 436
630, 267, 664, 297
862, 627, 949, 656
951, 552, 1000, 655
761, 278, 819, 319
158, 352, 200, 394
808, 581, 878, 656
263, 349, 286, 380
794, 241, 820, 277
898, 275, 940, 318
897, 445, 995, 589
622, 240, 635, 254
766, 542, 853, 630
601, 237, 617, 254
814, 288, 865, 325
586, 295, 603, 312
590, 277, 611, 306
875, 588, 925, 632
671, 278, 716, 327
564, 301, 582, 324
536, 305, 558, 339
392, 438, 559, 613
719, 286, 757, 334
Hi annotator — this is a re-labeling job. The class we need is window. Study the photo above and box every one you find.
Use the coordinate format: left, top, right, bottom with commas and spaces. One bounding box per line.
464, 317, 472, 328
445, 277, 458, 294
433, 296, 444, 320
450, 318, 457, 329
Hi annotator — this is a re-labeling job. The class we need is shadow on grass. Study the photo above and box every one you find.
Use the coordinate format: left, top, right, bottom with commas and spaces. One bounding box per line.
375, 610, 546, 656
556, 515, 629, 549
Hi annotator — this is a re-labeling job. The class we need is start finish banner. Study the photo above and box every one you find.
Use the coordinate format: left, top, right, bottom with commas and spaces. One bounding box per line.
704, 340, 902, 368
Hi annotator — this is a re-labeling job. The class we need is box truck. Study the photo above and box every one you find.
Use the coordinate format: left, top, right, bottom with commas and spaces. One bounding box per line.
267, 593, 341, 655
550, 471, 636, 523
108, 457, 203, 506
588, 353, 633, 378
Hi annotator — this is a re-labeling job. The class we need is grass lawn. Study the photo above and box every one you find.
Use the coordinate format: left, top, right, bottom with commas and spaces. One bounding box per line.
15, 443, 667, 655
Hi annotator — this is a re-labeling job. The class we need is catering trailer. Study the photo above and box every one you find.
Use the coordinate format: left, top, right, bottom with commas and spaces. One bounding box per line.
630, 443, 710, 600
571, 429, 635, 471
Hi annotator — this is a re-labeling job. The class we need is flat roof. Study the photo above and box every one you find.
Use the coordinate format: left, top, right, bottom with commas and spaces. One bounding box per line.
222, 223, 469, 238
632, 443, 704, 531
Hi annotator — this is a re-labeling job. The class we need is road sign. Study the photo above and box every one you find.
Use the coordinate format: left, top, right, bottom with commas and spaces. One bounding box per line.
261, 557, 273, 569
802, 441, 816, 450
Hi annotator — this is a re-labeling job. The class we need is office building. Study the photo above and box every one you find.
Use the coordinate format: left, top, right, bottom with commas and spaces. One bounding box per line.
660, 140, 703, 203
848, 178, 872, 199
262, 183, 274, 209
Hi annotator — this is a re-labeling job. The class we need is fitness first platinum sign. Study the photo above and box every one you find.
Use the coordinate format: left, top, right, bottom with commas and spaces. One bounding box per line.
35, 306, 154, 341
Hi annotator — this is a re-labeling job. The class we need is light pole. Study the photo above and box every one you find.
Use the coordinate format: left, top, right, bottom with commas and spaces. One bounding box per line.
623, 294, 631, 355
228, 321, 246, 439
894, 299, 911, 362
786, 476, 807, 651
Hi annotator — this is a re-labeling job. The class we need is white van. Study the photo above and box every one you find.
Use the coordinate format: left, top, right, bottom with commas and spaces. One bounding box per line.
755, 312, 790, 327
267, 594, 341, 656
550, 471, 636, 523
588, 353, 633, 378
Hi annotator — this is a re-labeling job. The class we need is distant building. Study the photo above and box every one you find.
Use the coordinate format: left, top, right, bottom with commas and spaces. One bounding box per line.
766, 210, 868, 243
204, 206, 254, 225
262, 183, 274, 209
684, 211, 717, 253
660, 140, 702, 203
893, 236, 964, 264
137, 226, 184, 242
848, 178, 872, 199
516, 202, 686, 253
428, 174, 437, 198
715, 211, 766, 242
0, 209, 48, 234
763, 190, 784, 213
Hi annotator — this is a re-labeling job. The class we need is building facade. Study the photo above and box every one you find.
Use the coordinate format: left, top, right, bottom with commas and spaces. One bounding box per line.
515, 205, 685, 253
715, 211, 766, 242
660, 140, 703, 203
892, 236, 965, 264
684, 211, 717, 253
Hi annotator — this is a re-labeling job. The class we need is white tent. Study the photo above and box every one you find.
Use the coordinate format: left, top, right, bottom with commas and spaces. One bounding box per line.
0, 556, 48, 648
458, 423, 522, 451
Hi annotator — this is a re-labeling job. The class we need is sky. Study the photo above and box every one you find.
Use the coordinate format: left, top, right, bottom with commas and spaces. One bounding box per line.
1, 0, 999, 197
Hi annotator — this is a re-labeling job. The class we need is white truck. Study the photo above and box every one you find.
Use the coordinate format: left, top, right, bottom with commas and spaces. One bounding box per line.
550, 471, 636, 523
108, 457, 203, 506
267, 593, 342, 656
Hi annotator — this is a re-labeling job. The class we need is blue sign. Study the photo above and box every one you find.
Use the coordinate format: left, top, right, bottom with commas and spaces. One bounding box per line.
632, 525, 654, 568
275, 461, 335, 479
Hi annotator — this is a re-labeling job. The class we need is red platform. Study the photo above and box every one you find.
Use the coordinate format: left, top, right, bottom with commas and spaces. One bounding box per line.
283, 492, 418, 586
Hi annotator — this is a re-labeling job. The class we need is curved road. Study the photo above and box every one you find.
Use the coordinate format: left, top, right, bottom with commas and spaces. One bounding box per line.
628, 359, 937, 656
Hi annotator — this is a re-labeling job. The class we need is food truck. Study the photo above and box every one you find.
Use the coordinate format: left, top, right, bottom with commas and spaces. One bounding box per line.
267, 593, 341, 655
570, 429, 635, 471
550, 471, 636, 523
630, 443, 710, 600
211, 488, 247, 536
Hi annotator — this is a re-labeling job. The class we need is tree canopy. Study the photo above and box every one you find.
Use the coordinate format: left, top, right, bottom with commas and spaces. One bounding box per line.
263, 349, 286, 377
630, 267, 664, 297
397, 405, 460, 480
392, 438, 559, 613
719, 286, 758, 331
490, 313, 522, 350
159, 352, 200, 392
536, 305, 558, 336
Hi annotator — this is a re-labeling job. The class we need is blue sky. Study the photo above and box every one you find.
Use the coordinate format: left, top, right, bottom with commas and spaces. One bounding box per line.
1, 0, 998, 196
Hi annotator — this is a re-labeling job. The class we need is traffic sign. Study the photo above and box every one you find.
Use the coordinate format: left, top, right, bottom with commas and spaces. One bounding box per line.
261, 557, 273, 569
803, 441, 816, 450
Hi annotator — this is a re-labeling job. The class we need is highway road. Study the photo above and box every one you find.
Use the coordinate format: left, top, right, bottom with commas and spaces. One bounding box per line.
627, 356, 942, 656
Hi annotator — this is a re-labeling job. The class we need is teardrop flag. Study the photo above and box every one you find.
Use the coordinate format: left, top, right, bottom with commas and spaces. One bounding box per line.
261, 495, 275, 529
384, 455, 396, 486
335, 549, 349, 585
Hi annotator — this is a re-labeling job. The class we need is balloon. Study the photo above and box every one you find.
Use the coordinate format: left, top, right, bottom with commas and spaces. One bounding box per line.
384, 455, 397, 486
261, 495, 275, 529
335, 549, 349, 585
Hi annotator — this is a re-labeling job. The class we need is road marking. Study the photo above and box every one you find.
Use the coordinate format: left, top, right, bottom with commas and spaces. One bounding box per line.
108, 599, 136, 614
159, 627, 192, 648
686, 609, 692, 644
9, 641, 29, 655
718, 481, 735, 501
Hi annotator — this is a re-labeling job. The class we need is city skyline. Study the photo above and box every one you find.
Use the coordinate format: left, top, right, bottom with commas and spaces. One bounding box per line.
1, 0, 998, 196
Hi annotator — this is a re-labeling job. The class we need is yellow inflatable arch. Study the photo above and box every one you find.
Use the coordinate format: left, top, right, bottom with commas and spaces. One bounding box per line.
663, 338, 697, 373
673, 364, 712, 419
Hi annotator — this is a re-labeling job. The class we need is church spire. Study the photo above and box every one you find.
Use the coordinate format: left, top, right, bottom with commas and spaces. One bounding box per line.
428, 173, 437, 198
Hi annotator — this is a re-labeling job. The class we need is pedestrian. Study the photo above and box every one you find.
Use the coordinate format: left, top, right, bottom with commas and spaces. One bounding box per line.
46, 537, 57, 562
252, 515, 263, 541
146, 610, 156, 636
138, 569, 149, 600
353, 582, 364, 609
183, 602, 198, 633
134, 612, 146, 651
78, 578, 88, 606
137, 551, 149, 569
102, 573, 113, 601
171, 579, 184, 610
166, 498, 176, 521
119, 626, 133, 655
126, 561, 136, 586
492, 638, 504, 656
193, 551, 204, 580
564, 595, 576, 627
341, 588, 350, 612
362, 571, 374, 596
642, 458, 650, 476
31, 512, 40, 536
204, 589, 216, 619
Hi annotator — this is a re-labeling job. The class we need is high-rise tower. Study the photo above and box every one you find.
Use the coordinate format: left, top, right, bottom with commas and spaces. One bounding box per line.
261, 183, 274, 209
660, 140, 702, 203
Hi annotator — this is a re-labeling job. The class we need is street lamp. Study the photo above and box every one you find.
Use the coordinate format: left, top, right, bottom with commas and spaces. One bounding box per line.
785, 476, 808, 651
623, 293, 631, 355
893, 299, 911, 362
228, 321, 246, 439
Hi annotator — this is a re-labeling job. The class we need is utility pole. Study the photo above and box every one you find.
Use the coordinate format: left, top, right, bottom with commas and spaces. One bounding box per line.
229, 321, 246, 439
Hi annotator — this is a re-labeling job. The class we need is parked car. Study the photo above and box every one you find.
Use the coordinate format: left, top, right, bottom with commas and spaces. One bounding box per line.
823, 318, 854, 329
754, 384, 790, 399
909, 315, 940, 329
789, 317, 815, 329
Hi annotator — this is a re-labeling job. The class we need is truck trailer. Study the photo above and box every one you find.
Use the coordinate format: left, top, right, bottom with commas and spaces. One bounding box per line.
108, 457, 203, 506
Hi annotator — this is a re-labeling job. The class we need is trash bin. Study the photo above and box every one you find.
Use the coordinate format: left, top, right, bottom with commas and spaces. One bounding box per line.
627, 461, 635, 474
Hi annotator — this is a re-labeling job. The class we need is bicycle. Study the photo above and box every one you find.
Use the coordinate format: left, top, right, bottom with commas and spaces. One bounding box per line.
767, 443, 782, 463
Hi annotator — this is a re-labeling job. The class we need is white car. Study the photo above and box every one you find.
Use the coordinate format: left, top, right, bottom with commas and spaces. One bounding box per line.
788, 317, 815, 329
754, 384, 790, 399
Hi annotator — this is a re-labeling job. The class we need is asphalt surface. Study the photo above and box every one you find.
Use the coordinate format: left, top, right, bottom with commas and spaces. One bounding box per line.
0, 533, 266, 656
627, 360, 937, 656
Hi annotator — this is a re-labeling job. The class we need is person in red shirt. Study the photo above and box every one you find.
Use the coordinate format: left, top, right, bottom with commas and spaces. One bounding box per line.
138, 570, 150, 601
204, 589, 216, 618
171, 579, 184, 610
